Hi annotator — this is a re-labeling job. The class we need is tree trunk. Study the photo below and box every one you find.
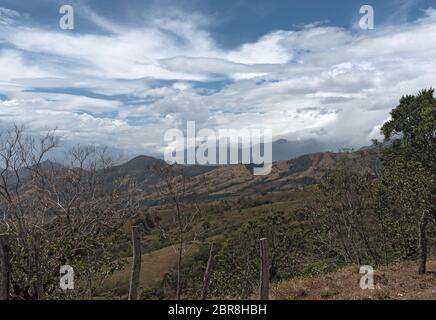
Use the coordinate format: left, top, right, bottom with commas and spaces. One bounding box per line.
418, 212, 429, 274
33, 233, 44, 300
176, 239, 183, 300
259, 238, 271, 300
201, 243, 215, 300
0, 234, 11, 300
128, 226, 141, 300
175, 201, 183, 300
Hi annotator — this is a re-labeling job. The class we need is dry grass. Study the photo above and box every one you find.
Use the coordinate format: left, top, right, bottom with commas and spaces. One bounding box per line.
272, 258, 436, 300
98, 242, 200, 296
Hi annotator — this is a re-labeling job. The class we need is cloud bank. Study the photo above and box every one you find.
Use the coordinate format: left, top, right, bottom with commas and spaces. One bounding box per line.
0, 5, 435, 158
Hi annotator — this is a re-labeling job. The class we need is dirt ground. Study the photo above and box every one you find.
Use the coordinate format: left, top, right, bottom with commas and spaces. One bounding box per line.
272, 258, 436, 300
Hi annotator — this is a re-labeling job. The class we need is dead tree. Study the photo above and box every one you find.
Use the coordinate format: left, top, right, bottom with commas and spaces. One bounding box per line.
128, 226, 141, 300
0, 125, 57, 300
0, 126, 137, 299
259, 238, 271, 300
153, 163, 203, 300
201, 243, 215, 300
0, 234, 10, 300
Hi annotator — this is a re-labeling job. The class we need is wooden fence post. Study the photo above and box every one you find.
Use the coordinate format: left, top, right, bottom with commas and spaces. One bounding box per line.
259, 238, 271, 300
201, 243, 215, 300
0, 234, 11, 300
418, 211, 429, 274
128, 226, 141, 300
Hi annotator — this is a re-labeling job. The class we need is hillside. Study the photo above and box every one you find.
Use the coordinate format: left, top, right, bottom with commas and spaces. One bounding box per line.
272, 257, 436, 300
10, 146, 378, 203
103, 148, 378, 202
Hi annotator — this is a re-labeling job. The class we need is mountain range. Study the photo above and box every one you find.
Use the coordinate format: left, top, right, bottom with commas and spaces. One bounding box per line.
8, 141, 379, 204
107, 147, 378, 202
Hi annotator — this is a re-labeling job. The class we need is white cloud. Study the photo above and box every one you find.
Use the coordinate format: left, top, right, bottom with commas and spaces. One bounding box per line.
0, 5, 435, 156
0, 7, 19, 26
0, 50, 54, 81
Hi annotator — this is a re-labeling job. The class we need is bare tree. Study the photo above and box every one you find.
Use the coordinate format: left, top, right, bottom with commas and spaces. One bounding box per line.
153, 163, 202, 300
308, 153, 381, 266
128, 225, 141, 300
35, 145, 138, 298
0, 125, 58, 299
0, 233, 11, 300
0, 126, 139, 299
201, 242, 215, 300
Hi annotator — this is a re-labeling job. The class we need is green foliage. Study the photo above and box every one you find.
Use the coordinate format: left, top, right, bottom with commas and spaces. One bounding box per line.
4, 89, 435, 300
377, 88, 436, 264
7, 214, 127, 299
381, 88, 436, 170
310, 154, 383, 265
149, 211, 341, 299
139, 89, 436, 299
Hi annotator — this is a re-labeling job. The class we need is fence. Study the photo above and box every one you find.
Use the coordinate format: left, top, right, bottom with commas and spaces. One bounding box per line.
0, 229, 273, 301
0, 234, 11, 300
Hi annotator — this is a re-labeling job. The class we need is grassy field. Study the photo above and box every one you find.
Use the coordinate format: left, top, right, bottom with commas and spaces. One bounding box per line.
97, 189, 316, 298
97, 242, 201, 297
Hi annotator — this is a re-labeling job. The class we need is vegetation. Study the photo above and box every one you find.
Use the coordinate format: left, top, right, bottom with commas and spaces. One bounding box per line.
379, 89, 436, 273
0, 89, 434, 300
141, 89, 436, 299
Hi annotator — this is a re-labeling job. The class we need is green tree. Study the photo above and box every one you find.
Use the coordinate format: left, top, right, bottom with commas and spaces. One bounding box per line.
311, 153, 382, 266
380, 88, 436, 274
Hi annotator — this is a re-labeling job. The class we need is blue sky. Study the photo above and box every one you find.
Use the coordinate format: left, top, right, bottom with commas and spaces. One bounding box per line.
0, 0, 436, 158
1, 0, 434, 46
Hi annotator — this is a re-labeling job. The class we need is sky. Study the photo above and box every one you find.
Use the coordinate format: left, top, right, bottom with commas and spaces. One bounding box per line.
0, 0, 436, 159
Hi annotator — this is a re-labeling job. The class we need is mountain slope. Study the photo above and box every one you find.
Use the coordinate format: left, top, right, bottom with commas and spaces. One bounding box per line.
175, 149, 378, 199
